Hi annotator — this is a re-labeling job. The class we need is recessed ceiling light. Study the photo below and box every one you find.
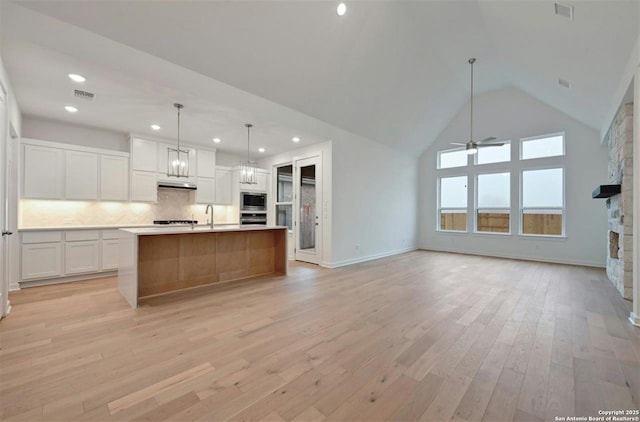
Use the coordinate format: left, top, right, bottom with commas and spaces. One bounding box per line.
213, 137, 221, 143
68, 73, 86, 83
292, 136, 301, 143
337, 2, 346, 16
64, 105, 78, 113
150, 124, 161, 131
258, 148, 265, 153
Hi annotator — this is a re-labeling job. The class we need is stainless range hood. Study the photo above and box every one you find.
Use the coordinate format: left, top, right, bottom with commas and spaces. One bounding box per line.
157, 180, 197, 190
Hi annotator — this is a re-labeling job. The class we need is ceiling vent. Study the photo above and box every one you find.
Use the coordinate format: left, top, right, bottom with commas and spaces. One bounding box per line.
558, 78, 571, 89
555, 1, 574, 20
74, 89, 95, 101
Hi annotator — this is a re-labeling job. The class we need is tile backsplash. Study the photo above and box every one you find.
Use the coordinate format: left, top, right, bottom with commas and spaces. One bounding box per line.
20, 189, 237, 227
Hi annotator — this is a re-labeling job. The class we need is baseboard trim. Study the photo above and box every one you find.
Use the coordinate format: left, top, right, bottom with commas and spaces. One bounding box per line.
19, 271, 118, 288
629, 312, 640, 327
419, 246, 605, 268
323, 247, 417, 268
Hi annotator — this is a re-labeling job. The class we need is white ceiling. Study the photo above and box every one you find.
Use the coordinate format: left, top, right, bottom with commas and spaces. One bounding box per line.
2, 0, 638, 155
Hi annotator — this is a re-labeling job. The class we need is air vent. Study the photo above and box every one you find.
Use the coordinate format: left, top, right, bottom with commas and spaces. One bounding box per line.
558, 78, 571, 89
74, 89, 95, 101
555, 1, 574, 20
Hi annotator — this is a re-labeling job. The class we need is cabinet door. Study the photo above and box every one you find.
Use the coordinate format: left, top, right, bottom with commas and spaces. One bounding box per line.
131, 138, 158, 172
65, 150, 99, 200
65, 241, 100, 275
101, 239, 119, 271
215, 169, 232, 204
195, 177, 216, 204
197, 149, 216, 178
256, 172, 268, 192
21, 243, 62, 280
100, 155, 129, 201
23, 145, 64, 199
131, 171, 157, 202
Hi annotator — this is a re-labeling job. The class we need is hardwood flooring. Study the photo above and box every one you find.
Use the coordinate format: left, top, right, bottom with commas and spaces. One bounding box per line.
1, 251, 638, 421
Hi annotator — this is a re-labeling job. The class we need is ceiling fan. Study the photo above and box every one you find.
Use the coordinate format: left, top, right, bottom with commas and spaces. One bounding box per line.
451, 58, 503, 155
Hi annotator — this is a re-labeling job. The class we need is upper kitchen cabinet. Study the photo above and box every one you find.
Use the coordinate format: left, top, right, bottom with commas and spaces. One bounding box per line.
197, 149, 216, 178
215, 167, 232, 204
23, 144, 64, 199
157, 143, 197, 180
65, 150, 99, 200
238, 168, 269, 193
131, 138, 158, 172
130, 171, 157, 202
100, 155, 129, 201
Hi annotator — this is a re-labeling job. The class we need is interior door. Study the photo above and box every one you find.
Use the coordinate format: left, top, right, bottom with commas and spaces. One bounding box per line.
294, 156, 321, 264
0, 84, 8, 317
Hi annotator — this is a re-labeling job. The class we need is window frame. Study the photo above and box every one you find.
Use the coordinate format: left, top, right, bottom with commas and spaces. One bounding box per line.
437, 174, 468, 233
519, 166, 566, 238
474, 170, 511, 235
473, 140, 512, 166
437, 147, 469, 170
519, 132, 565, 161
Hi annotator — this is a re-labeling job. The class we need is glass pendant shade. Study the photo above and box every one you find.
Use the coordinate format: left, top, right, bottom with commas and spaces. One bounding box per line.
241, 123, 258, 184
167, 103, 190, 178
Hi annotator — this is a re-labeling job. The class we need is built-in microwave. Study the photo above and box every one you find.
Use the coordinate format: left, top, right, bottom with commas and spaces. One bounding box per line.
241, 192, 267, 211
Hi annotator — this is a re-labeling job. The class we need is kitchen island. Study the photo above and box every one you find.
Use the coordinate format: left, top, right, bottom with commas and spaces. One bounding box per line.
117, 225, 287, 307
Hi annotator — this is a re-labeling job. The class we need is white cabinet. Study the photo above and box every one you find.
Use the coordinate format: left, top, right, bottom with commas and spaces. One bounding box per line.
65, 150, 99, 200
131, 138, 158, 172
195, 177, 216, 204
101, 239, 120, 271
21, 243, 62, 280
23, 144, 64, 199
215, 168, 232, 205
197, 149, 216, 178
131, 171, 157, 202
100, 155, 129, 201
65, 241, 100, 275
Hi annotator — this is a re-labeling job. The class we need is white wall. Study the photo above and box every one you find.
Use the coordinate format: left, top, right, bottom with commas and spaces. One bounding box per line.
419, 87, 608, 267
22, 116, 128, 151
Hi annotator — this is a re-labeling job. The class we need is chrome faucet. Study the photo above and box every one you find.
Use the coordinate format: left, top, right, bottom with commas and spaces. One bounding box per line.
205, 204, 214, 229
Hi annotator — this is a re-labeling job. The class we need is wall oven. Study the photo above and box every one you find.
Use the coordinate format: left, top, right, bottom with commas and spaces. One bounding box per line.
240, 213, 267, 225
240, 192, 267, 211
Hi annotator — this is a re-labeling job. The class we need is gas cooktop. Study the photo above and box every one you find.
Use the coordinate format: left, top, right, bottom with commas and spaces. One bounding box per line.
153, 220, 198, 225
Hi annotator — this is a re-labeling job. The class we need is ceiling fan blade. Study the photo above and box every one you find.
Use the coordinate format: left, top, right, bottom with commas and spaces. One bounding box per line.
450, 142, 467, 146
476, 137, 497, 144
478, 143, 505, 148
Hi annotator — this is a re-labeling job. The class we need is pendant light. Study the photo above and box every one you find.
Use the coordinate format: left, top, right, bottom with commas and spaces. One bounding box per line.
240, 123, 258, 184
167, 103, 189, 178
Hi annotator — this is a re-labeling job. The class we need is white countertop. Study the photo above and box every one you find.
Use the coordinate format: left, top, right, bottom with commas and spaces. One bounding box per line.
121, 225, 287, 236
17, 223, 241, 232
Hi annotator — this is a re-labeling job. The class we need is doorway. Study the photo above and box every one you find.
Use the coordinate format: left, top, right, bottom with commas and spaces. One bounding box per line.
294, 155, 322, 264
0, 83, 7, 317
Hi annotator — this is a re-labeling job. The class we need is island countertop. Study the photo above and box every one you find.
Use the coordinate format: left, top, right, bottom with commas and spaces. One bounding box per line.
120, 224, 287, 236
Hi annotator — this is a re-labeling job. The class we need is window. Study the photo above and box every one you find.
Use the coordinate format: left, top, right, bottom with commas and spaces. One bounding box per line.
521, 168, 564, 236
521, 134, 564, 160
476, 142, 511, 165
275, 165, 293, 230
476, 172, 510, 233
438, 176, 467, 231
438, 148, 468, 169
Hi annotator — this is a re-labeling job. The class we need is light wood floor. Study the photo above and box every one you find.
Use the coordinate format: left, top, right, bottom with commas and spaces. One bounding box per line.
1, 251, 639, 421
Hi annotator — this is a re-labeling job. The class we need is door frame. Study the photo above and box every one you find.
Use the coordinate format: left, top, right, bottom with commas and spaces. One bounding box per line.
0, 81, 8, 317
293, 154, 322, 264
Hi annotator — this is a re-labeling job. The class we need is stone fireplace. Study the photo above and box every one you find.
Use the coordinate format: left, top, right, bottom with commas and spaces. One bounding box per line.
605, 103, 633, 300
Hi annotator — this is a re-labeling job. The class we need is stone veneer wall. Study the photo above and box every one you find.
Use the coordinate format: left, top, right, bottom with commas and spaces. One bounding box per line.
606, 103, 634, 300
20, 189, 237, 227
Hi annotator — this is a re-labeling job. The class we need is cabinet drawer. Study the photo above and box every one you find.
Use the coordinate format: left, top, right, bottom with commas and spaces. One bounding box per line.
65, 230, 100, 242
101, 230, 121, 240
22, 243, 62, 280
22, 231, 63, 244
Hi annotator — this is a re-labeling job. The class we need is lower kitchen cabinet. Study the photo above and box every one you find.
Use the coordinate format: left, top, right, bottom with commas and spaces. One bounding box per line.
65, 240, 100, 275
21, 243, 63, 280
101, 239, 120, 271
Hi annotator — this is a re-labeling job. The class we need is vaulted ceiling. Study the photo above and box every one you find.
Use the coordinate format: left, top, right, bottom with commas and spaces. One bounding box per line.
3, 0, 638, 155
